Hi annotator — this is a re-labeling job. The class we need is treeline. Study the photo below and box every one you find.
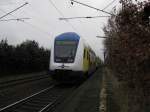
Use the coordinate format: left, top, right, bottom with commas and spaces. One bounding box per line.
0, 39, 50, 76
104, 0, 150, 112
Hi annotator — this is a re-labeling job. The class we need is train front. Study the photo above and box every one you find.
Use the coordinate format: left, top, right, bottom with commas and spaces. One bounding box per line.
50, 32, 83, 81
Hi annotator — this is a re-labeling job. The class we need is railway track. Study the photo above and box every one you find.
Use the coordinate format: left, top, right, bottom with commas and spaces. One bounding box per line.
0, 73, 51, 89
0, 84, 75, 112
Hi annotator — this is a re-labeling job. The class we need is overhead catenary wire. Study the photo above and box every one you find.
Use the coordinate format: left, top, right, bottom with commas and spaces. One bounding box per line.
22, 21, 51, 36
23, 3, 54, 34
48, 0, 79, 32
28, 5, 51, 25
0, 2, 15, 6
0, 8, 30, 22
0, 1, 51, 36
0, 7, 45, 41
0, 2, 28, 20
0, 8, 19, 18
0, 18, 30, 22
0, 7, 51, 37
48, 0, 64, 17
102, 0, 117, 10
70, 0, 116, 16
59, 16, 110, 20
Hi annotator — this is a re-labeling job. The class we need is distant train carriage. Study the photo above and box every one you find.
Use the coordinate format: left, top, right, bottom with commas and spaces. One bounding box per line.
49, 32, 97, 81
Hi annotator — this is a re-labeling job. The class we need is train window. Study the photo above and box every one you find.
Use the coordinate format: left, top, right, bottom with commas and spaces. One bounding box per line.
87, 51, 89, 59
84, 49, 86, 58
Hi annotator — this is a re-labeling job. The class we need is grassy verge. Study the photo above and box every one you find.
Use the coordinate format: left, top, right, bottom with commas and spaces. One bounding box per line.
104, 67, 128, 112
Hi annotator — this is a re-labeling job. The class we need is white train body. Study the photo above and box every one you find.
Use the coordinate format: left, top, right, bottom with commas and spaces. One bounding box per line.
49, 32, 96, 80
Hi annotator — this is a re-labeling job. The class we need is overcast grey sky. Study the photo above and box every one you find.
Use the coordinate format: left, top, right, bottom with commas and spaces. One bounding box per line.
0, 0, 119, 59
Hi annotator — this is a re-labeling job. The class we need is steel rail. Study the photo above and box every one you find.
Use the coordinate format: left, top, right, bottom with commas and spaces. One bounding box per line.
0, 85, 55, 111
0, 73, 50, 89
38, 94, 61, 112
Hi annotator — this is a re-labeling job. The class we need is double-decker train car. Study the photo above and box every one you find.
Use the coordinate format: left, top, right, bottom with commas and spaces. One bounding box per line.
49, 32, 97, 81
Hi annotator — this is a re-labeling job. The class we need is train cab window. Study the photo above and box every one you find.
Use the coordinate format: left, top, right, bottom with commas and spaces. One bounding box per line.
54, 40, 78, 63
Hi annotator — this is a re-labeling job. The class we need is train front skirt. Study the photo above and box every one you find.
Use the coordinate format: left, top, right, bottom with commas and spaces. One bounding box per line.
50, 70, 87, 83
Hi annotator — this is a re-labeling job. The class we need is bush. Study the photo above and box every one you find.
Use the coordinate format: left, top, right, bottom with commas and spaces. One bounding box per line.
104, 1, 150, 111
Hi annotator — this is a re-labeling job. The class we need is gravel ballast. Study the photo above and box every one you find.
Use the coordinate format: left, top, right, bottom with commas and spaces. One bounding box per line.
54, 68, 103, 112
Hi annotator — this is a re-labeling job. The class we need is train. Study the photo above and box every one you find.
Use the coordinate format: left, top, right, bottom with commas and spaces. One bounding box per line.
49, 32, 98, 82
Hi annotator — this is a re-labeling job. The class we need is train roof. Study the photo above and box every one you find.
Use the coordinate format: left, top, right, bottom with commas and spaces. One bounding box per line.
55, 32, 80, 41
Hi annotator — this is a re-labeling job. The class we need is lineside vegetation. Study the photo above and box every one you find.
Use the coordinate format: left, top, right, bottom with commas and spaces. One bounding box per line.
104, 0, 150, 111
0, 39, 50, 76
